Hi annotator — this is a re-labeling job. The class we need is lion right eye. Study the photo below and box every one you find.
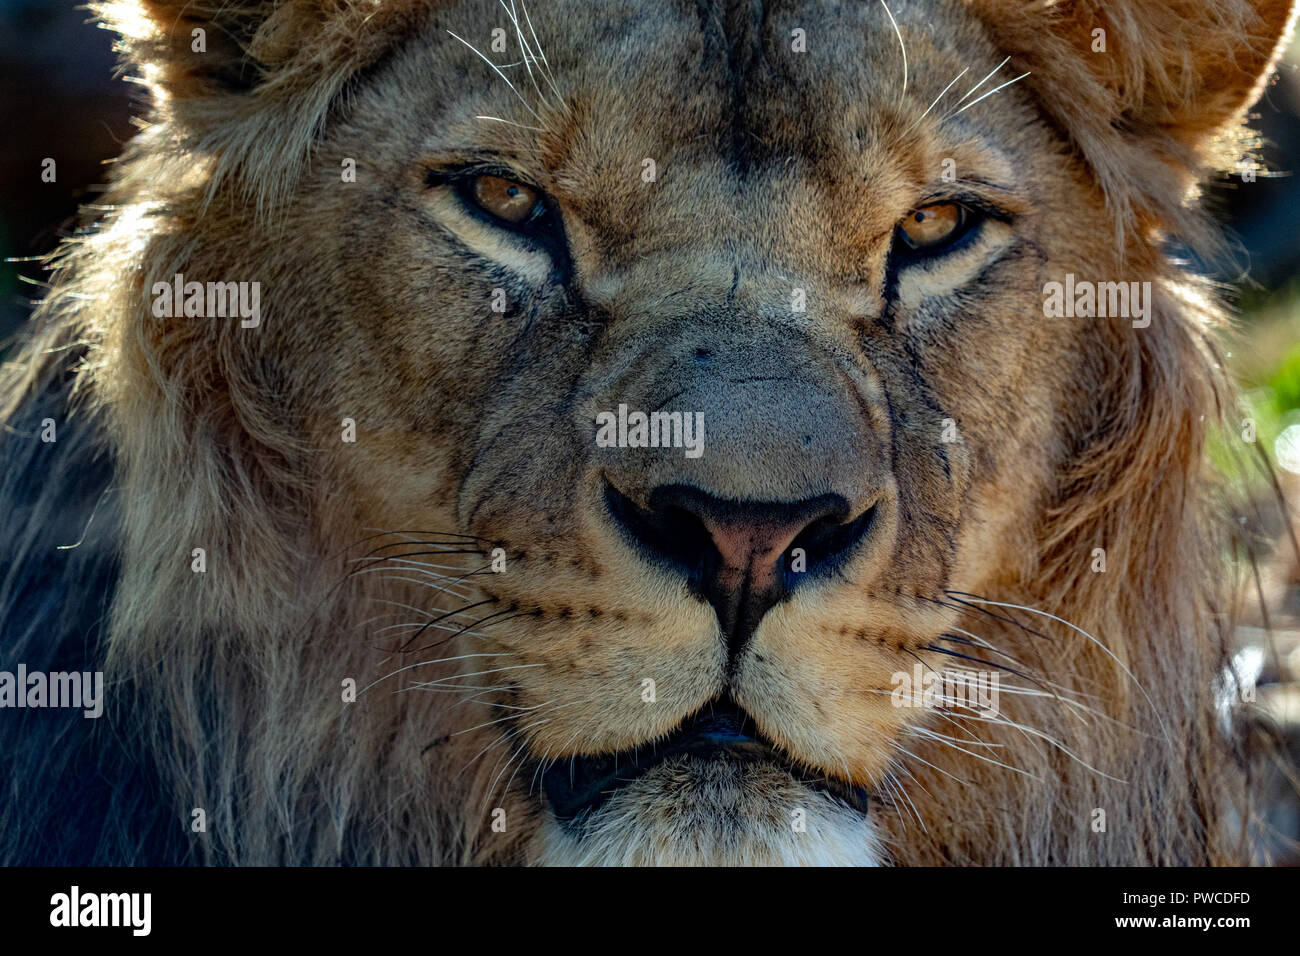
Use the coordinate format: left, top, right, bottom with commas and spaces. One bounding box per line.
468, 174, 544, 226
424, 166, 553, 234
423, 165, 573, 278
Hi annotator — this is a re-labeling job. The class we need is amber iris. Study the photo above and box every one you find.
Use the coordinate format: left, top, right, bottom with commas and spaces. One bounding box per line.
898, 202, 965, 250
470, 175, 542, 225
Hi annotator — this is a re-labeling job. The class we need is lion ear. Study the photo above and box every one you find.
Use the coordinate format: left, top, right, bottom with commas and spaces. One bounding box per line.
96, 0, 418, 207
972, 0, 1297, 143
97, 0, 409, 99
970, 0, 1297, 240
1142, 0, 1300, 143
97, 0, 286, 97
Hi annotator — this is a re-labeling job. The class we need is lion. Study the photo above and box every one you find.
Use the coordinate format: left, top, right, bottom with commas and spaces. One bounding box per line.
0, 0, 1295, 866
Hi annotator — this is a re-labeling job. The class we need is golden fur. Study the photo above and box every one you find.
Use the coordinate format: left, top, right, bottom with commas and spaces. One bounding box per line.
1, 0, 1295, 865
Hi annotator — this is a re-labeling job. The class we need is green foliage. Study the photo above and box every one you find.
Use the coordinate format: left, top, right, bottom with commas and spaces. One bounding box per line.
1267, 342, 1300, 415
1210, 332, 1300, 487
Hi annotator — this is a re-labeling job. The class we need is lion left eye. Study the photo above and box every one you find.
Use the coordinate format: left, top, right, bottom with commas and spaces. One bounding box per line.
895, 202, 975, 253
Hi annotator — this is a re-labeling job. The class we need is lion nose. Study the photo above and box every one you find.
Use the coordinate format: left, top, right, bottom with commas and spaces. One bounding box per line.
604, 481, 879, 650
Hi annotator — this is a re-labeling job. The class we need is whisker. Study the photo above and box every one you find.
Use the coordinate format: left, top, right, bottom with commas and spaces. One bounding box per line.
889, 741, 974, 787
364, 597, 481, 625
900, 66, 968, 138
889, 762, 935, 821
878, 0, 908, 109
447, 29, 544, 121
405, 662, 544, 689
371, 621, 498, 641
922, 643, 1030, 679
906, 725, 1042, 779
398, 598, 498, 651
916, 727, 1005, 750
357, 556, 486, 573
519, 0, 563, 93
402, 607, 536, 655
498, 0, 550, 109
947, 71, 1031, 118
359, 573, 476, 604
956, 711, 1127, 783
400, 682, 523, 695
945, 591, 1169, 738
952, 56, 1009, 107
359, 652, 519, 695
919, 592, 1053, 641
453, 698, 583, 737
475, 114, 546, 132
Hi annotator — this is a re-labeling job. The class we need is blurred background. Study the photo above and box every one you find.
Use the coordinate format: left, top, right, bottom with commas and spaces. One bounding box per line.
0, 0, 1297, 862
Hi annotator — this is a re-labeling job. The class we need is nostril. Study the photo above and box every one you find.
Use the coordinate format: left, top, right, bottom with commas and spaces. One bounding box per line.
603, 480, 721, 588
603, 479, 882, 625
783, 502, 878, 591
603, 479, 886, 660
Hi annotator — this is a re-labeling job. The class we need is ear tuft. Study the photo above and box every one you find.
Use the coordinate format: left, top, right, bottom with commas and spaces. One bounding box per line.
94, 0, 429, 212
99, 0, 276, 97
969, 0, 1299, 250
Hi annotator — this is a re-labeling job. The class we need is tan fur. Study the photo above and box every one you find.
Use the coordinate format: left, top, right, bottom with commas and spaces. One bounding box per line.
1, 0, 1295, 865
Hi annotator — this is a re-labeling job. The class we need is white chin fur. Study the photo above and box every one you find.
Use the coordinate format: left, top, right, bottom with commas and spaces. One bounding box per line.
528, 757, 884, 866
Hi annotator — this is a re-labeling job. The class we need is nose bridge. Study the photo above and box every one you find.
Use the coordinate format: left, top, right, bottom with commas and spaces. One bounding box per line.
595, 315, 884, 507
591, 217, 807, 330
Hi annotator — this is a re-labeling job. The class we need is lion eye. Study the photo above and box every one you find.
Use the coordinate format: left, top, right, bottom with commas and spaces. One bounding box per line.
896, 202, 968, 252
470, 174, 543, 225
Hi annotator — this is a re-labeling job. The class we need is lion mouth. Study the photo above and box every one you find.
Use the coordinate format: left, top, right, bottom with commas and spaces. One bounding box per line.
539, 699, 871, 823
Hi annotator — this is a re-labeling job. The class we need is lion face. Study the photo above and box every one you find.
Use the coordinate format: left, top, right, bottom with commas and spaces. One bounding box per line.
276, 0, 1102, 865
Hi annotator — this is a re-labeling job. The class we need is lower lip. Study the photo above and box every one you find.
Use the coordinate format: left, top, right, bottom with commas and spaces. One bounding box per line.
540, 740, 871, 823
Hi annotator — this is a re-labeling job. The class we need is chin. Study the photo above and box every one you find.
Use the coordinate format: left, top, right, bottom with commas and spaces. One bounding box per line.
528, 701, 884, 866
